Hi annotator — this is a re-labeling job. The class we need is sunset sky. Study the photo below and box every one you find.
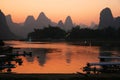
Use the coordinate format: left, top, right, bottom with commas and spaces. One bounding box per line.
0, 0, 119, 25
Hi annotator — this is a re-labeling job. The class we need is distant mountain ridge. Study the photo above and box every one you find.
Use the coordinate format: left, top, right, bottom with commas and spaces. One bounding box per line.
6, 12, 74, 38
4, 7, 120, 39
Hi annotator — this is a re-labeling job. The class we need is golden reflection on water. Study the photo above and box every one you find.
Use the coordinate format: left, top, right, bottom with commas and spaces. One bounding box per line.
5, 41, 99, 73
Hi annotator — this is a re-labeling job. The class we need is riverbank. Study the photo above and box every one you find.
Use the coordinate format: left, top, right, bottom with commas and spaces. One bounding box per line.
0, 73, 83, 80
4, 39, 120, 47
0, 73, 120, 80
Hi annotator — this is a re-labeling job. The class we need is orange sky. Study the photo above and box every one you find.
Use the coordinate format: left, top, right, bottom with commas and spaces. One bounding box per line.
0, 0, 119, 25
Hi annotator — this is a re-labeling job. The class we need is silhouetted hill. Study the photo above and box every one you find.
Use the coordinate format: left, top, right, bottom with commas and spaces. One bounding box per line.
98, 7, 114, 29
57, 17, 74, 32
64, 16, 74, 31
0, 10, 15, 40
24, 16, 35, 26
6, 12, 75, 38
5, 7, 120, 39
114, 17, 120, 29
6, 12, 54, 38
36, 12, 52, 28
98, 7, 120, 29
23, 16, 36, 37
57, 20, 64, 30
6, 15, 24, 38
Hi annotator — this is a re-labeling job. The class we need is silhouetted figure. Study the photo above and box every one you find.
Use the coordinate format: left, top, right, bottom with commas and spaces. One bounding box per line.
93, 67, 96, 74
0, 40, 4, 46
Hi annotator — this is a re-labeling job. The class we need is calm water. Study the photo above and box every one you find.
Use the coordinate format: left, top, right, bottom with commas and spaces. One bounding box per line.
4, 41, 120, 73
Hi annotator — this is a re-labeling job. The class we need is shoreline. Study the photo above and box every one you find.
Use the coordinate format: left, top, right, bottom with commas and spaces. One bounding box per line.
0, 73, 120, 80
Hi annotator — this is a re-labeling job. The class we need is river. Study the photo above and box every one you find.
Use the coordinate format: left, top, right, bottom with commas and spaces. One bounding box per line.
4, 41, 120, 73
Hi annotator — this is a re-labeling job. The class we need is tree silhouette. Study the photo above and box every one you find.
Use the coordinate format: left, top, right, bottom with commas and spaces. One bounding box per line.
28, 25, 66, 41
28, 25, 120, 42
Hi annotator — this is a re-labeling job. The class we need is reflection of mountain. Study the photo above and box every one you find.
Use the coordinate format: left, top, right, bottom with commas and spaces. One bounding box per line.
66, 52, 72, 63
37, 51, 47, 66
23, 48, 51, 66
65, 49, 72, 64
99, 46, 120, 62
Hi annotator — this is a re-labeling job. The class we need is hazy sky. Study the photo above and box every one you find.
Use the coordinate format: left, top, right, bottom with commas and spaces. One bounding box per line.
0, 0, 119, 25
